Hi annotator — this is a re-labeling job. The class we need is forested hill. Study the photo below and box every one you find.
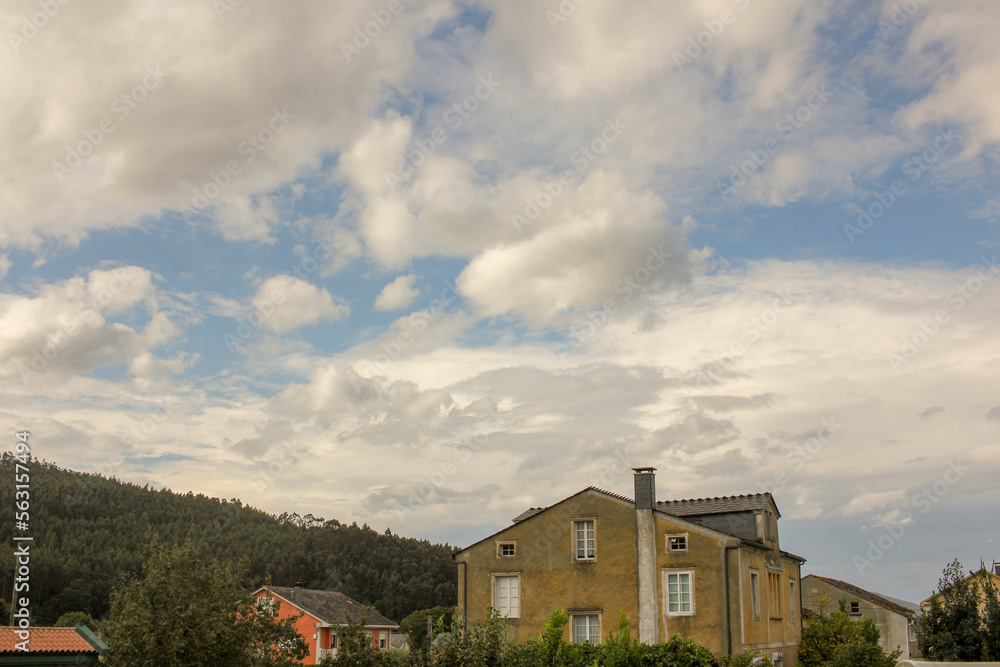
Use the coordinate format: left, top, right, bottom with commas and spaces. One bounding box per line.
0, 453, 457, 625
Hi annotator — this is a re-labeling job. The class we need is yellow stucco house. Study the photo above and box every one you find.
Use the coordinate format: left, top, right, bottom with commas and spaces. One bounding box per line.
453, 467, 805, 665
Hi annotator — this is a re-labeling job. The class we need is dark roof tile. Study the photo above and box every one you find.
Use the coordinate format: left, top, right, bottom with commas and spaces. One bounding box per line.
263, 587, 398, 628
657, 493, 777, 517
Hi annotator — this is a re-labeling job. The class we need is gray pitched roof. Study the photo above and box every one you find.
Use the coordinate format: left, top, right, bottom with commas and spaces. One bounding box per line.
512, 507, 546, 523
263, 586, 398, 627
657, 493, 778, 518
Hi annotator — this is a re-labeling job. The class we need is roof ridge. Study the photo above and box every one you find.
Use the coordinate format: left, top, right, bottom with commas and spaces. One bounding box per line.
587, 486, 634, 503
658, 492, 772, 503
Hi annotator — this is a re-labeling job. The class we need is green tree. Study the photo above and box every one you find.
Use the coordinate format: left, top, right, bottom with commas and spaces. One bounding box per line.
799, 597, 900, 667
318, 612, 382, 667
102, 540, 308, 666
983, 572, 1000, 660
54, 610, 101, 633
720, 650, 773, 667
917, 559, 991, 661
397, 605, 455, 657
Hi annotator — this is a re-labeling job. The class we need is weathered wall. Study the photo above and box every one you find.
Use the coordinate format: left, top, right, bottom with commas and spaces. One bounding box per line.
455, 490, 641, 644
739, 547, 802, 666
653, 513, 729, 653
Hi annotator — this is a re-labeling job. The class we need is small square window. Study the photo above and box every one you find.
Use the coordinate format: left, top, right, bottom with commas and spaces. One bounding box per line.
498, 542, 516, 557
850, 601, 861, 615
668, 534, 687, 551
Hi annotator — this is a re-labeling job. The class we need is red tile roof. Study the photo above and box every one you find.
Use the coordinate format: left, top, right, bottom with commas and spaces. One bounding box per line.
0, 627, 99, 654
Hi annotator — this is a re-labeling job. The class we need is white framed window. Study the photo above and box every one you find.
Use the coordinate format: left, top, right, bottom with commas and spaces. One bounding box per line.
572, 614, 600, 644
574, 519, 596, 561
493, 574, 520, 618
750, 570, 761, 620
667, 533, 687, 551
379, 631, 387, 649
665, 570, 694, 616
497, 541, 516, 558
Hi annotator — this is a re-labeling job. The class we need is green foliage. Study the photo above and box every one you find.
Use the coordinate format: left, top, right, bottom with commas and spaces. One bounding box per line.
0, 454, 456, 624
798, 596, 900, 667
54, 610, 100, 633
596, 612, 643, 667
101, 539, 308, 666
314, 607, 765, 667
430, 608, 518, 667
917, 558, 1000, 661
319, 612, 384, 667
983, 572, 1000, 660
529, 607, 573, 666
641, 634, 718, 667
719, 650, 772, 667
827, 640, 899, 667
397, 605, 455, 655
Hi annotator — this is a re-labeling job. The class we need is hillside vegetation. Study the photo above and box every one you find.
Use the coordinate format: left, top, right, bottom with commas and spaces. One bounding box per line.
0, 453, 457, 625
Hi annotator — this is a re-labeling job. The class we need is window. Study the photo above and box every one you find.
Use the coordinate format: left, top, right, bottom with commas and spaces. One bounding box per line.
665, 570, 694, 616
573, 614, 600, 644
574, 520, 595, 560
769, 572, 782, 619
850, 601, 861, 615
750, 571, 761, 619
331, 634, 338, 649
379, 631, 387, 649
667, 534, 687, 551
497, 541, 516, 557
494, 575, 520, 618
790, 581, 796, 622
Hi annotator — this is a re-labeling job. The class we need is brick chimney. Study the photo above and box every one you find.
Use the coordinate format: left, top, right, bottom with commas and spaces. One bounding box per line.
633, 467, 658, 644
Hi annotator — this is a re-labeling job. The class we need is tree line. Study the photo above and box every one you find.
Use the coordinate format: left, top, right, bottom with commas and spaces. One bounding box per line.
0, 453, 457, 625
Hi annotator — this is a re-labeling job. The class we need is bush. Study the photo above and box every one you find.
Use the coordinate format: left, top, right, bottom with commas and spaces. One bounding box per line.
799, 597, 899, 667
719, 650, 772, 667
397, 605, 455, 656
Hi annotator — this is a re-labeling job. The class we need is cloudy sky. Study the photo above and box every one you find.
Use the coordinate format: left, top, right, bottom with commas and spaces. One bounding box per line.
2, 0, 999, 605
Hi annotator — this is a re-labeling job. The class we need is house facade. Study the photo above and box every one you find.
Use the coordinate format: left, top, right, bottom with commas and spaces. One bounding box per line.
454, 468, 805, 665
801, 574, 918, 659
253, 585, 398, 664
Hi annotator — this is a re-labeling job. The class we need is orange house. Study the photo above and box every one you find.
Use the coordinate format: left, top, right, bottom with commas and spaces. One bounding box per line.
253, 585, 398, 665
